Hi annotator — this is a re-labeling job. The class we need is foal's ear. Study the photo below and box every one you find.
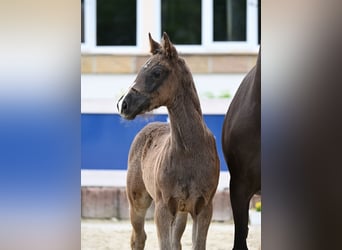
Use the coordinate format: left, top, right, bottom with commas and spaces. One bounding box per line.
161, 32, 178, 59
149, 33, 161, 55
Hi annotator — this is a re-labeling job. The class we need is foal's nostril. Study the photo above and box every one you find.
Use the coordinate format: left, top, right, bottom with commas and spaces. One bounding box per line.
122, 100, 128, 111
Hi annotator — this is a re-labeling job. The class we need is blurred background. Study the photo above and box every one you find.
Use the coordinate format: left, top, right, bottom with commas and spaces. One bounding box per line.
0, 1, 260, 249
2, 0, 341, 249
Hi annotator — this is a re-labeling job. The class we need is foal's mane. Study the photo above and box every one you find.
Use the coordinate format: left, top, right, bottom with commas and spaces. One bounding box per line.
175, 57, 203, 117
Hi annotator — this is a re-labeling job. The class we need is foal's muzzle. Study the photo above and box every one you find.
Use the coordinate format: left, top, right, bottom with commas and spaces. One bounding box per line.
117, 90, 150, 120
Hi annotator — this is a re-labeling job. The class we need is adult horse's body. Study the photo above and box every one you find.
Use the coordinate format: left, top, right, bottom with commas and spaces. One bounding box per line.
117, 33, 220, 250
222, 50, 261, 250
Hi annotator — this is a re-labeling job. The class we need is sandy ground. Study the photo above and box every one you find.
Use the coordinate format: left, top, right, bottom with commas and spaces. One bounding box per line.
81, 219, 260, 250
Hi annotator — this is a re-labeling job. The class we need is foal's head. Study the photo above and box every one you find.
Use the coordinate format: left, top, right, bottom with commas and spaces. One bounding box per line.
117, 32, 187, 120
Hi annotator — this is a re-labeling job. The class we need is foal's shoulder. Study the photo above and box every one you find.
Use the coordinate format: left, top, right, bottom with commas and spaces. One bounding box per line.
139, 122, 170, 137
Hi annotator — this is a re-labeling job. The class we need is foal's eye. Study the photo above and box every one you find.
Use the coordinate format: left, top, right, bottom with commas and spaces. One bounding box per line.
152, 70, 161, 79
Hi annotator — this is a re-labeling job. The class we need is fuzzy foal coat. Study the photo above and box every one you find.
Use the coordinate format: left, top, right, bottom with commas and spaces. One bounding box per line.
118, 33, 220, 250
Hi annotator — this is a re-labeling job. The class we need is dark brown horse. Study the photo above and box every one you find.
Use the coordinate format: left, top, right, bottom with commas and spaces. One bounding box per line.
222, 49, 261, 250
117, 32, 220, 250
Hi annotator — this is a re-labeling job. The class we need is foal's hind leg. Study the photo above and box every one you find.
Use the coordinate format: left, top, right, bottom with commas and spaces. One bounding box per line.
171, 212, 188, 249
192, 201, 213, 250
127, 185, 152, 250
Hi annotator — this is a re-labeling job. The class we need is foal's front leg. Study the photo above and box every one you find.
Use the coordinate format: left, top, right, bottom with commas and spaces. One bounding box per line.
155, 201, 175, 250
192, 202, 213, 250
127, 184, 152, 249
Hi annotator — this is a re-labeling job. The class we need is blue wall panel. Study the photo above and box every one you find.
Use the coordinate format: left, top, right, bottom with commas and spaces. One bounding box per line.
81, 114, 228, 171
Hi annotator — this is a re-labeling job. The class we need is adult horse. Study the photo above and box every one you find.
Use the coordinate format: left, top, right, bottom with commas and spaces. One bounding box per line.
117, 32, 220, 250
222, 49, 261, 250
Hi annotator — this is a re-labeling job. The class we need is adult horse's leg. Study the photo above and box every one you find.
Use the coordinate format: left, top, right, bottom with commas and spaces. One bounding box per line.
155, 201, 175, 250
192, 202, 213, 250
230, 179, 252, 250
171, 212, 188, 249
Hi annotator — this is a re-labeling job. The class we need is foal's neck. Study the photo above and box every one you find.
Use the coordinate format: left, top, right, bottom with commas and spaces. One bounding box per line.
167, 75, 206, 151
